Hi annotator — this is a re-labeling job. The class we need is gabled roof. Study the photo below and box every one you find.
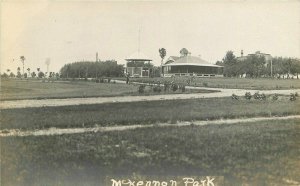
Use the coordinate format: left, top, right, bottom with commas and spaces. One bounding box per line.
168, 56, 180, 61
125, 52, 152, 61
164, 56, 222, 67
165, 56, 180, 64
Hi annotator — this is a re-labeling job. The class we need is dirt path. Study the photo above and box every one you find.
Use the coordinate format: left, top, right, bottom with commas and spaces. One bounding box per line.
1, 87, 299, 109
1, 115, 299, 137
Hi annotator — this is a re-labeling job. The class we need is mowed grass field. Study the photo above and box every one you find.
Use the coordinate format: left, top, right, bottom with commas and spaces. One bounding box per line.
1, 96, 299, 130
0, 79, 137, 100
1, 78, 300, 186
0, 79, 215, 100
117, 77, 300, 90
1, 119, 299, 185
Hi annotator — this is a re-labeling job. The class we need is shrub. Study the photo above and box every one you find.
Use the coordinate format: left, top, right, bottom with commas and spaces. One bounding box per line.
231, 94, 239, 100
153, 86, 162, 93
253, 92, 260, 100
272, 94, 278, 101
171, 84, 178, 92
203, 82, 208, 87
245, 92, 252, 100
138, 85, 146, 94
290, 93, 296, 101
295, 92, 299, 97
254, 92, 266, 100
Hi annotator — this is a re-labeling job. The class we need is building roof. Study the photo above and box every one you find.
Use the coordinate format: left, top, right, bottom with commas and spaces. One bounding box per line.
168, 56, 180, 61
125, 51, 152, 61
164, 56, 180, 64
164, 56, 222, 67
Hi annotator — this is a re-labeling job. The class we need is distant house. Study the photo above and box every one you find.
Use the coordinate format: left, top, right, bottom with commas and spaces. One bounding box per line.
237, 51, 272, 63
125, 52, 152, 77
162, 55, 223, 77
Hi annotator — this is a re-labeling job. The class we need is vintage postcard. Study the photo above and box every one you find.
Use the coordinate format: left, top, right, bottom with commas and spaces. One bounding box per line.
1, 0, 300, 185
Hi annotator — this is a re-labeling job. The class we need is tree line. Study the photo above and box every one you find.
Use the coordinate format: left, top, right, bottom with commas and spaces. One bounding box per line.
1, 67, 55, 79
217, 51, 300, 78
59, 60, 124, 78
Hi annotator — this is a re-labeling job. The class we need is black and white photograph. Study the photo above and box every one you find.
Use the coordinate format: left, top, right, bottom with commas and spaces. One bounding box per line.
1, 0, 300, 185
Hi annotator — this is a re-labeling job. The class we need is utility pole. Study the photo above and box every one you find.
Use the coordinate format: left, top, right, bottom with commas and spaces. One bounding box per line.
45, 58, 50, 78
138, 27, 141, 53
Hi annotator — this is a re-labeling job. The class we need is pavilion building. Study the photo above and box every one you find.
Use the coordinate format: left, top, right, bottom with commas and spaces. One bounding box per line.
125, 52, 152, 77
162, 55, 223, 77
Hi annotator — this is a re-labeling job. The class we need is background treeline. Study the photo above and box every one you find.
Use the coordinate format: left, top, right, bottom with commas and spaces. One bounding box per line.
60, 60, 124, 78
217, 51, 300, 78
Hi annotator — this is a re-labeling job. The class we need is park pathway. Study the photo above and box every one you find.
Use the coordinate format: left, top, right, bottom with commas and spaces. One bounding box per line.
1, 115, 299, 137
0, 86, 299, 109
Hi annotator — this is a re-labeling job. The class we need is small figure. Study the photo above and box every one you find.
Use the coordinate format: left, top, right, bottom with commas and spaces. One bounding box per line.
126, 72, 130, 84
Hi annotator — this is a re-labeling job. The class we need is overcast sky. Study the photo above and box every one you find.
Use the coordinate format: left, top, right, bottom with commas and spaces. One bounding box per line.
1, 0, 300, 73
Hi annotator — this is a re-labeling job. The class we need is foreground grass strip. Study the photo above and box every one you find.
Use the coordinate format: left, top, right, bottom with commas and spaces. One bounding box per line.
0, 79, 217, 101
1, 115, 300, 137
1, 97, 299, 130
1, 119, 299, 185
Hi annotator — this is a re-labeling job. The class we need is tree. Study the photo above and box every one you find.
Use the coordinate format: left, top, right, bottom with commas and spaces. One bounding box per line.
27, 68, 30, 78
180, 48, 189, 57
20, 56, 25, 75
37, 68, 40, 79
215, 61, 224, 75
159, 48, 166, 76
31, 72, 36, 78
59, 60, 124, 78
17, 67, 21, 78
6, 69, 11, 78
38, 71, 45, 78
9, 72, 15, 78
290, 58, 300, 79
222, 51, 237, 77
240, 55, 266, 78
55, 73, 60, 79
282, 58, 292, 78
1, 73, 8, 78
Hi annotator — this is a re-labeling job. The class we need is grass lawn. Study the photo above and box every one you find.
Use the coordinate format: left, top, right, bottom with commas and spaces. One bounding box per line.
0, 79, 216, 100
115, 77, 300, 90
1, 96, 299, 130
1, 119, 299, 185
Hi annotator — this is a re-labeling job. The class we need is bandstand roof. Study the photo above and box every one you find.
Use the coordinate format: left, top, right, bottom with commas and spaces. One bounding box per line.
164, 56, 222, 67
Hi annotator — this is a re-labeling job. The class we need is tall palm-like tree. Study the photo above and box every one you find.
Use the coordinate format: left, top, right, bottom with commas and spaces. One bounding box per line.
20, 56, 25, 75
180, 48, 189, 57
17, 67, 21, 78
159, 48, 166, 76
7, 69, 10, 73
